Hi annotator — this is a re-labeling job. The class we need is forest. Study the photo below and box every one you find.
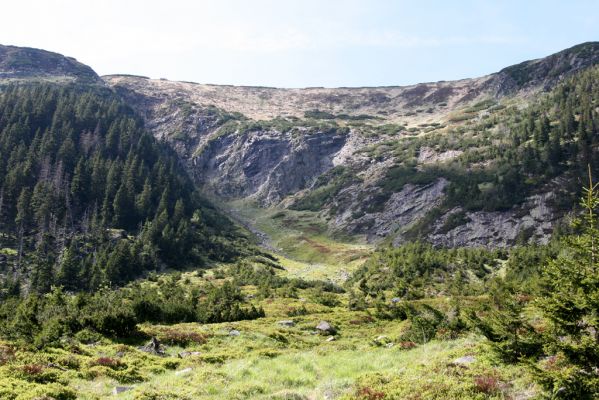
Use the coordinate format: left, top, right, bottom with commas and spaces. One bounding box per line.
0, 83, 251, 296
1, 58, 599, 399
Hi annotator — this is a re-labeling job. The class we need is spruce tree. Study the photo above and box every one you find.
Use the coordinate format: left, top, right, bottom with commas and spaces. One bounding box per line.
536, 170, 599, 398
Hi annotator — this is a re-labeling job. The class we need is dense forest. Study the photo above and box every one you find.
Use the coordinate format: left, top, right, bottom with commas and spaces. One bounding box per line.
2, 46, 599, 399
0, 83, 249, 296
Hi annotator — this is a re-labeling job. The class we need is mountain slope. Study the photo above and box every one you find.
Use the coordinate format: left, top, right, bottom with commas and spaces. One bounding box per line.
0, 44, 102, 84
0, 82, 251, 295
105, 42, 599, 123
104, 42, 599, 248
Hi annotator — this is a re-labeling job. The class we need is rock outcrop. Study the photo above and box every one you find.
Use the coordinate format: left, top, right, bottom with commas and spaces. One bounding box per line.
0, 44, 102, 84
101, 43, 599, 248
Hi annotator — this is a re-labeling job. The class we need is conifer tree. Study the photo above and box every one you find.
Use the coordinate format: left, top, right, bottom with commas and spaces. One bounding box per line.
535, 169, 599, 398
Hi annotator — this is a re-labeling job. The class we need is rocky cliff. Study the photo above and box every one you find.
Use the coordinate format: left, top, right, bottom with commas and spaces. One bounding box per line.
2, 42, 596, 248
99, 43, 599, 247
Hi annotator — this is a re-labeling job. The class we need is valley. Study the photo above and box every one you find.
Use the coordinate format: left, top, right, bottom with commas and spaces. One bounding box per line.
0, 41, 599, 399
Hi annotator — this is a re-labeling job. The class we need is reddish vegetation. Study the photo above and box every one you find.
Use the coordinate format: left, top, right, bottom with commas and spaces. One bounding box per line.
473, 374, 500, 394
298, 236, 332, 254
21, 364, 44, 375
357, 387, 386, 400
92, 357, 123, 369
399, 341, 418, 350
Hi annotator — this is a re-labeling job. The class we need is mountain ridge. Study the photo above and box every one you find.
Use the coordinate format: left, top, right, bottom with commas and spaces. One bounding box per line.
0, 44, 102, 84
98, 42, 599, 248
3, 42, 599, 249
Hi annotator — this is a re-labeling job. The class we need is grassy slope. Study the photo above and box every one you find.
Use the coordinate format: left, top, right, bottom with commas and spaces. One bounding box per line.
227, 200, 372, 283
0, 268, 538, 399
0, 203, 539, 399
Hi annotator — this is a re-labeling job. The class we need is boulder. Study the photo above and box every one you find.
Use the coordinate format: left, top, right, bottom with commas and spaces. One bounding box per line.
174, 367, 193, 376
138, 337, 165, 355
178, 351, 201, 358
316, 321, 335, 334
277, 320, 295, 327
451, 355, 476, 366
374, 335, 394, 346
326, 336, 336, 342
229, 329, 241, 336
112, 386, 133, 395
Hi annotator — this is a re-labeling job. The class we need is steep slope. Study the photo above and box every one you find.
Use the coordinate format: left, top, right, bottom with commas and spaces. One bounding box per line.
105, 42, 599, 248
0, 44, 102, 84
0, 82, 252, 295
489, 41, 599, 95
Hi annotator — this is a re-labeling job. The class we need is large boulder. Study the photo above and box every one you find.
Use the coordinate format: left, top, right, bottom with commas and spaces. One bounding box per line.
138, 337, 165, 355
316, 320, 336, 334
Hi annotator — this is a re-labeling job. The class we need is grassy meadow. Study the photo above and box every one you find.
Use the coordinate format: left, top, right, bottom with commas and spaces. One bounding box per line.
0, 263, 538, 399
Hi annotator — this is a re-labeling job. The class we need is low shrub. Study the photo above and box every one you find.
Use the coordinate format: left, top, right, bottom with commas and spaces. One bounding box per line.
473, 374, 501, 395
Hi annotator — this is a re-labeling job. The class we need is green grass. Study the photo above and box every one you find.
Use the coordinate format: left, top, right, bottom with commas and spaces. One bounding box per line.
227, 200, 372, 282
67, 331, 538, 400
0, 274, 539, 400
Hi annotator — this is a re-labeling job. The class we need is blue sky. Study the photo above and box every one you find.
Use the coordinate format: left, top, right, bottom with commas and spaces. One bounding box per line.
2, 0, 599, 87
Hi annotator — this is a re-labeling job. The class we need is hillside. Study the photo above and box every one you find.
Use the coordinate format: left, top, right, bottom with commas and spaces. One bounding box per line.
106, 42, 599, 247
0, 45, 101, 84
0, 82, 254, 296
1, 42, 599, 400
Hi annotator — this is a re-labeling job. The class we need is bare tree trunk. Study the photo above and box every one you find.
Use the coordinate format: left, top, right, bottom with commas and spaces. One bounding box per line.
0, 186, 4, 222
64, 181, 74, 231
15, 225, 24, 273
0, 186, 4, 249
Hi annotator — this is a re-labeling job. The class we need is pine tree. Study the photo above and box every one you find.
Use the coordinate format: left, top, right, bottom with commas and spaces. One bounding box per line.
135, 178, 152, 219
71, 157, 89, 206
56, 245, 81, 292
535, 169, 599, 398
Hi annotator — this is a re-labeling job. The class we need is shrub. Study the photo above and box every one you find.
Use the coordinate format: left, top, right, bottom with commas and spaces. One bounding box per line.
286, 306, 309, 317
311, 291, 340, 307
400, 304, 446, 344
0, 345, 15, 365
74, 328, 102, 344
14, 364, 58, 384
90, 357, 124, 370
17, 382, 76, 400
156, 329, 208, 346
356, 387, 386, 400
473, 374, 500, 395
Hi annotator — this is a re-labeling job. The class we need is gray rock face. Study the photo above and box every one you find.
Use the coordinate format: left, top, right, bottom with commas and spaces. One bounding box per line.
429, 191, 557, 247
195, 129, 347, 205
327, 177, 449, 243
489, 42, 599, 96
101, 45, 596, 249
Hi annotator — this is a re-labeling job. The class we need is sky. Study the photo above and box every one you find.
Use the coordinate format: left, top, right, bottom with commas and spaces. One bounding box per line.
2, 0, 599, 88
